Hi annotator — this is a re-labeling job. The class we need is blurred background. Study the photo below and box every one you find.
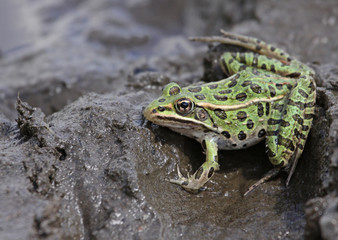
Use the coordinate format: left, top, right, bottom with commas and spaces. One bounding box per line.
0, 0, 337, 120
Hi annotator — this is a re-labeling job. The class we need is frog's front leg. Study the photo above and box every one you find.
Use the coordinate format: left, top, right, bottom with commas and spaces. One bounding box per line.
170, 136, 219, 193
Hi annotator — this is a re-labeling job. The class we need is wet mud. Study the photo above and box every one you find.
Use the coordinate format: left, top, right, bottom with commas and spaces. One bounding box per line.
0, 0, 337, 239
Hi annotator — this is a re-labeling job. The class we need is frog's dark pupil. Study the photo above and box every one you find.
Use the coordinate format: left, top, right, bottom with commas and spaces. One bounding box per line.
181, 102, 189, 108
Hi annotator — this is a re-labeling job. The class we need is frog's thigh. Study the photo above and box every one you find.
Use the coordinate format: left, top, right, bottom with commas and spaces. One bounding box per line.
266, 76, 315, 166
221, 52, 303, 77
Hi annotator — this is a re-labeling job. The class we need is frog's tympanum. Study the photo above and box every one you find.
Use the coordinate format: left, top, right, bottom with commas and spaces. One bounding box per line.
144, 30, 316, 195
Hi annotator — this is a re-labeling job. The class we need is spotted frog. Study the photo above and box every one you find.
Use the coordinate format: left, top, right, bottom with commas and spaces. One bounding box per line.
143, 30, 316, 194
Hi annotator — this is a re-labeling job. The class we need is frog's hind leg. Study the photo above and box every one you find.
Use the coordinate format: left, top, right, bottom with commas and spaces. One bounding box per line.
265, 75, 316, 184
244, 167, 282, 196
192, 30, 310, 78
220, 51, 303, 78
190, 29, 293, 64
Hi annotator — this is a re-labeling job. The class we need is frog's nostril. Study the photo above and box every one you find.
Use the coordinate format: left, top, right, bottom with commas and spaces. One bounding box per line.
158, 106, 165, 112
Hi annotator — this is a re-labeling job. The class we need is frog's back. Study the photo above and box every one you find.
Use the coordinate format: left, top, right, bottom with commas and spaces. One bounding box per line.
180, 70, 295, 150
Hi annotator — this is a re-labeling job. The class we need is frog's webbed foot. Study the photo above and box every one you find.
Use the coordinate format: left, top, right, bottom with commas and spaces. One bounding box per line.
169, 165, 215, 193
170, 136, 219, 193
244, 167, 282, 196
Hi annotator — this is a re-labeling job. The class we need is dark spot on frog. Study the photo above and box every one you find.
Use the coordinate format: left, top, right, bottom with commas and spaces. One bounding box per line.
266, 147, 276, 158
258, 129, 266, 138
236, 92, 247, 101
169, 86, 181, 96
228, 79, 238, 88
214, 109, 227, 119
270, 64, 276, 73
270, 46, 276, 51
208, 167, 214, 178
158, 98, 166, 103
195, 94, 206, 100
276, 83, 283, 90
152, 109, 157, 113
246, 119, 254, 129
268, 118, 281, 125
298, 89, 309, 98
196, 109, 209, 121
281, 120, 290, 127
218, 89, 232, 94
286, 72, 301, 78
261, 63, 267, 70
255, 45, 262, 51
214, 95, 228, 101
257, 103, 264, 117
237, 111, 247, 122
221, 131, 231, 139
266, 102, 270, 116
269, 85, 276, 97
208, 84, 218, 89
233, 73, 241, 80
241, 80, 252, 87
250, 84, 262, 94
188, 87, 202, 93
195, 167, 203, 180
238, 131, 247, 140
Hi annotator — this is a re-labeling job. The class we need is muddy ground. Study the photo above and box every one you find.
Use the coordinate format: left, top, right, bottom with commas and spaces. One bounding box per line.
0, 0, 337, 239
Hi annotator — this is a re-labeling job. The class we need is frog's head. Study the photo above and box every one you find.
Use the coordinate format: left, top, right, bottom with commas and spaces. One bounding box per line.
144, 83, 211, 130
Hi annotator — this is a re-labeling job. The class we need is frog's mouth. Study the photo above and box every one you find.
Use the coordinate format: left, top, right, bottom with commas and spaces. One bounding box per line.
147, 115, 197, 129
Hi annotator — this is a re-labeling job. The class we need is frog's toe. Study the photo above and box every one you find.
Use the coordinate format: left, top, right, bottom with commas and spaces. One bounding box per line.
169, 166, 206, 193
169, 166, 190, 187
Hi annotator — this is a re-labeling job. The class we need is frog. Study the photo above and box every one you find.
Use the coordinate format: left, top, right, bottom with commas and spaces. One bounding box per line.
143, 30, 316, 195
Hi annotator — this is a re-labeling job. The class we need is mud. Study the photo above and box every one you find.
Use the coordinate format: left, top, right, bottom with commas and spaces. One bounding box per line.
0, 0, 337, 239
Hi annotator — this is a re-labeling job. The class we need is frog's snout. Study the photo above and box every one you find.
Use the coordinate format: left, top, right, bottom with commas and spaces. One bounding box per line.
143, 105, 157, 122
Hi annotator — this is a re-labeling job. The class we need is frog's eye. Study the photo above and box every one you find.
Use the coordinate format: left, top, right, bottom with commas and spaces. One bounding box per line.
162, 83, 182, 96
175, 98, 195, 115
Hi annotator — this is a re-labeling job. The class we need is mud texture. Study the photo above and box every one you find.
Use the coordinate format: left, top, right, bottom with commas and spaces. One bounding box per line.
0, 0, 337, 239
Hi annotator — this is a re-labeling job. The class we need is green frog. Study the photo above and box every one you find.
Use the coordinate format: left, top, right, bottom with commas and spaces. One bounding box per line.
143, 30, 316, 195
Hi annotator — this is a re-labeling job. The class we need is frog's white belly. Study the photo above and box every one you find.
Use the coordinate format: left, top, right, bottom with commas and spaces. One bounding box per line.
216, 135, 264, 150
169, 127, 264, 150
